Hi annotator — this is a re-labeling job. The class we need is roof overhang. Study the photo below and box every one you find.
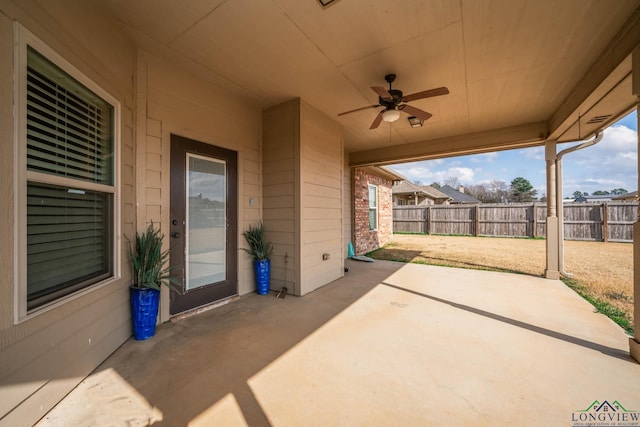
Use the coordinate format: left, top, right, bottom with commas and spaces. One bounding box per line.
94, 0, 640, 166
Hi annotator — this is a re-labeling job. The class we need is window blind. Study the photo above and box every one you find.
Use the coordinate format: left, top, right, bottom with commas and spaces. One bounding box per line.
26, 184, 112, 309
25, 47, 115, 309
368, 185, 378, 230
26, 47, 113, 185
368, 186, 377, 209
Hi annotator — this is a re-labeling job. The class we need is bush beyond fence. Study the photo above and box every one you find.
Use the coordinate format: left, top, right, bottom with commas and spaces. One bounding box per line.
393, 202, 637, 242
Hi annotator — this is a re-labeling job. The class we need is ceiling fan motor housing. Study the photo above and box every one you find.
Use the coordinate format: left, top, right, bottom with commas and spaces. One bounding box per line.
380, 90, 404, 110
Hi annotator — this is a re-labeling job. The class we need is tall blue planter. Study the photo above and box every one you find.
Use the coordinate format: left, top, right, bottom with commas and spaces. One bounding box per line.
253, 259, 271, 295
130, 286, 160, 340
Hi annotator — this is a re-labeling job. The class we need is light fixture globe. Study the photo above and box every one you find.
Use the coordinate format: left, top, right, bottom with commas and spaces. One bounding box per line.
381, 109, 401, 123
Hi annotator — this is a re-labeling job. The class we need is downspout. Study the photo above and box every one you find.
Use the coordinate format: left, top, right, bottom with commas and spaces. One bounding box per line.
556, 131, 604, 277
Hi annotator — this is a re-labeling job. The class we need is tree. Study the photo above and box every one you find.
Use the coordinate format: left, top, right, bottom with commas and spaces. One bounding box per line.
466, 180, 509, 203
430, 182, 441, 189
509, 177, 537, 202
592, 190, 609, 195
466, 184, 489, 202
572, 191, 583, 199
444, 176, 461, 188
487, 180, 509, 203
611, 188, 628, 195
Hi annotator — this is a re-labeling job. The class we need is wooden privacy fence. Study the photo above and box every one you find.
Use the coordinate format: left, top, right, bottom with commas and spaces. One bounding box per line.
393, 202, 637, 242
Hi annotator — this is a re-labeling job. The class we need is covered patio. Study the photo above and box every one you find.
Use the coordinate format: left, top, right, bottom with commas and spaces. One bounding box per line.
2, 1, 640, 424
40, 260, 639, 426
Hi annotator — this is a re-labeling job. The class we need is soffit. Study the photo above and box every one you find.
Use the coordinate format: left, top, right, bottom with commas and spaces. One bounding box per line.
97, 0, 640, 161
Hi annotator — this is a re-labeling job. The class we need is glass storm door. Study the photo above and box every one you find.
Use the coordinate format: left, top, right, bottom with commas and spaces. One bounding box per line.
170, 134, 237, 315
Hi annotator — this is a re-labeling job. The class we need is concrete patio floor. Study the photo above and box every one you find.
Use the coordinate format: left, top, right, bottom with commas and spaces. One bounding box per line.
38, 260, 640, 426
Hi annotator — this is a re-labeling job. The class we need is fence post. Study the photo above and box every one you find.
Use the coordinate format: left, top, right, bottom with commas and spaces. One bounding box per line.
602, 203, 608, 242
532, 204, 537, 238
426, 206, 431, 234
474, 205, 480, 236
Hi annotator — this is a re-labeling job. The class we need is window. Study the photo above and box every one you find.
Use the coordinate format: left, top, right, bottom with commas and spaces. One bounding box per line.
15, 25, 120, 316
368, 184, 378, 230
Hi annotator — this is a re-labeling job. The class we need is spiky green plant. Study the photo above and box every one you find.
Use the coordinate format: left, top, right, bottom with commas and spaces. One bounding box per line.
128, 222, 179, 292
242, 222, 273, 260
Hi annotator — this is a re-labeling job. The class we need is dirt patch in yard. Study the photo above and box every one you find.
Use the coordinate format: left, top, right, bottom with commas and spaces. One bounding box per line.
369, 234, 634, 329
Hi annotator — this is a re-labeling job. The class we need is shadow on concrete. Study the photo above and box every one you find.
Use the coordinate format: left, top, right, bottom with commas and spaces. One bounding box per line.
381, 281, 634, 363
78, 259, 403, 426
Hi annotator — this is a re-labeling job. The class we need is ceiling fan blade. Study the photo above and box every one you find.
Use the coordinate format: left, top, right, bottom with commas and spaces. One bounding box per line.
337, 104, 380, 116
399, 104, 433, 121
402, 87, 449, 102
371, 86, 393, 100
369, 111, 384, 129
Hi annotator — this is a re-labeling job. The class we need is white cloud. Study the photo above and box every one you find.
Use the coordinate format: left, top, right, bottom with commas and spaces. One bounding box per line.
523, 146, 544, 161
562, 124, 637, 194
388, 164, 436, 183
470, 152, 498, 163
388, 121, 637, 195
389, 163, 476, 185
431, 167, 476, 184
583, 177, 626, 186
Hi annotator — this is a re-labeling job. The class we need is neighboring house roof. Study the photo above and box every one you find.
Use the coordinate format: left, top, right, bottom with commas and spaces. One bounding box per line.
438, 185, 480, 203
392, 180, 425, 195
392, 181, 451, 201
613, 191, 638, 201
574, 194, 615, 202
420, 185, 451, 200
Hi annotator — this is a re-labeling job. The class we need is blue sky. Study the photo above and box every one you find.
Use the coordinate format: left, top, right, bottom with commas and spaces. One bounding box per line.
389, 111, 638, 198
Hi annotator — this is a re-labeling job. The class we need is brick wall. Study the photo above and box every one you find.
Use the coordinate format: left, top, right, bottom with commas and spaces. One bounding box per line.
353, 168, 393, 255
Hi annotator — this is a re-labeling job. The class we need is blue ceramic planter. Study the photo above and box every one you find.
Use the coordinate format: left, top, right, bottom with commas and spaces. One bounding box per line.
130, 286, 160, 340
253, 259, 271, 295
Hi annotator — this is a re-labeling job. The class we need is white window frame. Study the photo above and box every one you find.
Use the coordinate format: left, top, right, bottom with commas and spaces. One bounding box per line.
368, 184, 378, 231
13, 23, 121, 322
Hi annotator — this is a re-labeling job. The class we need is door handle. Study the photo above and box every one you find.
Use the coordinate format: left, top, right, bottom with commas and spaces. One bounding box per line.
171, 232, 181, 238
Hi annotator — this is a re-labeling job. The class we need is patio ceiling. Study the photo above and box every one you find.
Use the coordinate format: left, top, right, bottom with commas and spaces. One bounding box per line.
96, 0, 640, 165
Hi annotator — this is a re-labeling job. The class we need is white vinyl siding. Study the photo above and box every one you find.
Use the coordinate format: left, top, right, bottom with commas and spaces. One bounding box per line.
263, 99, 343, 296
299, 101, 343, 295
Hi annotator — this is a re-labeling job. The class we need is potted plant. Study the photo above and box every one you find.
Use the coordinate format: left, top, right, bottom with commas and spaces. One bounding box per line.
242, 222, 273, 295
128, 222, 178, 340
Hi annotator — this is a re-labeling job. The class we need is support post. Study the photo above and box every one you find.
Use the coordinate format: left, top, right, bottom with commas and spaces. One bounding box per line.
602, 203, 608, 242
545, 140, 560, 279
629, 46, 640, 363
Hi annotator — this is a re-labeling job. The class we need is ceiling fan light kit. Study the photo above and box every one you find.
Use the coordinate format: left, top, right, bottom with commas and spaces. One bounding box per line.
382, 109, 401, 122
338, 74, 449, 129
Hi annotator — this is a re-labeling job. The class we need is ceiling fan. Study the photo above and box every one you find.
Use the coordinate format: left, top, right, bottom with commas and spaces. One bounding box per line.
338, 74, 449, 129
